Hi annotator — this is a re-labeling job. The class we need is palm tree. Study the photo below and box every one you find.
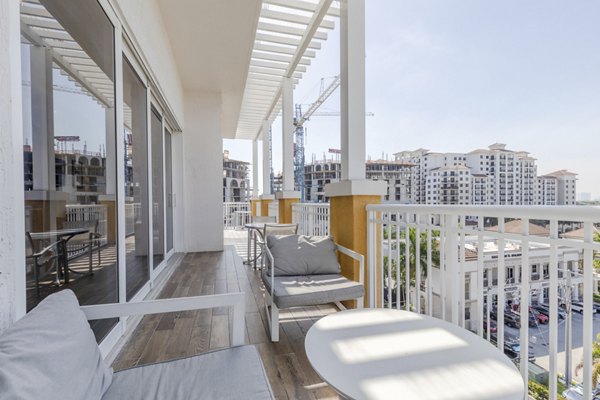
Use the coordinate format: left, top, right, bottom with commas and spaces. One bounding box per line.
383, 227, 440, 308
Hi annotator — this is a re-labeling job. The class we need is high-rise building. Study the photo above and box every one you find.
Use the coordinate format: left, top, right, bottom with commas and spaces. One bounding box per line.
394, 143, 576, 206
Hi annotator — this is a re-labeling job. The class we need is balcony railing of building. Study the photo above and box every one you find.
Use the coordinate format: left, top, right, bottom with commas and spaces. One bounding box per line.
366, 204, 600, 399
292, 203, 330, 236
223, 202, 251, 230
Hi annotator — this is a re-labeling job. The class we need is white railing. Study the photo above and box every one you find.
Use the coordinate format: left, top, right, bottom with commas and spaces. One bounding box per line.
292, 203, 330, 236
64, 204, 108, 256
366, 204, 600, 400
223, 202, 251, 230
125, 203, 141, 237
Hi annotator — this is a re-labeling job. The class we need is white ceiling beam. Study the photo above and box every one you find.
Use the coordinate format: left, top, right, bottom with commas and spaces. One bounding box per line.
20, 3, 52, 18
250, 59, 307, 73
257, 22, 327, 40
20, 22, 111, 108
255, 42, 316, 58
261, 9, 335, 30
20, 15, 61, 30
263, 0, 340, 17
255, 32, 321, 50
254, 0, 333, 140
43, 38, 81, 50
252, 51, 312, 66
249, 66, 302, 79
30, 26, 72, 41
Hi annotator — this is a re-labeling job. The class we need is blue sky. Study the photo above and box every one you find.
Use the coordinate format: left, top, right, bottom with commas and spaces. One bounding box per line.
225, 0, 600, 198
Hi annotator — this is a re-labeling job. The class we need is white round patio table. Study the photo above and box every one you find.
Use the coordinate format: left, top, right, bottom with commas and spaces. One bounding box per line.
305, 308, 524, 400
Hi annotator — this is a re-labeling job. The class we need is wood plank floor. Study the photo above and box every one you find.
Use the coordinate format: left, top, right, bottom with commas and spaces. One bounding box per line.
112, 230, 340, 400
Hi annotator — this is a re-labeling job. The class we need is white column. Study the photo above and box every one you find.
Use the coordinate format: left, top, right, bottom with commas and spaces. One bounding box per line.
261, 120, 271, 195
182, 92, 223, 251
252, 139, 259, 197
340, 0, 366, 181
30, 45, 55, 190
0, 0, 26, 330
281, 77, 294, 191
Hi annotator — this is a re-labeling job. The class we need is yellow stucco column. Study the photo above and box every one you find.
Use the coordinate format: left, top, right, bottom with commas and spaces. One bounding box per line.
250, 198, 261, 217
99, 195, 117, 244
24, 190, 69, 232
276, 191, 301, 224
326, 180, 387, 308
260, 194, 274, 219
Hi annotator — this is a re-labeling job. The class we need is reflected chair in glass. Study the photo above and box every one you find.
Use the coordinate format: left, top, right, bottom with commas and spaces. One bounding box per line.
25, 232, 62, 297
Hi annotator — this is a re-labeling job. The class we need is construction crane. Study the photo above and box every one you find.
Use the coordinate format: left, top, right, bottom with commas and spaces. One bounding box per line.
293, 76, 341, 201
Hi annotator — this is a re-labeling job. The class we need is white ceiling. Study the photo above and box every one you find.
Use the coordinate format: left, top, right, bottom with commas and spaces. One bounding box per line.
156, 0, 337, 140
156, 0, 262, 138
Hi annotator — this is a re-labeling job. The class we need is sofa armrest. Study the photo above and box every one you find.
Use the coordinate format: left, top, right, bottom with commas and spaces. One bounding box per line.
335, 244, 365, 308
80, 293, 246, 346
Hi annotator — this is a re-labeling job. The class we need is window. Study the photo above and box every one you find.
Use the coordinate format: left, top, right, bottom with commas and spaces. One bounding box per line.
21, 0, 118, 341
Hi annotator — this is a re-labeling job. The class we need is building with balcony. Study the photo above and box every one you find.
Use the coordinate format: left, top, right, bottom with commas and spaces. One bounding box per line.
395, 143, 576, 206
222, 150, 250, 203
303, 158, 415, 203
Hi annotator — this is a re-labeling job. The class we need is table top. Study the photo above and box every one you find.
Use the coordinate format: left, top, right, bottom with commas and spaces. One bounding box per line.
29, 228, 89, 241
305, 308, 524, 400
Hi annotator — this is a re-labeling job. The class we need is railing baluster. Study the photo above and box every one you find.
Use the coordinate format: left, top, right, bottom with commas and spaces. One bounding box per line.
583, 221, 594, 399
404, 212, 410, 311
427, 213, 433, 317
497, 218, 505, 351
548, 219, 558, 400
477, 215, 485, 337
520, 219, 530, 386
415, 213, 421, 314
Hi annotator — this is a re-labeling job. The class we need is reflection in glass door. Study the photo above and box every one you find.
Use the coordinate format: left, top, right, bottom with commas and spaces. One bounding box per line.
20, 0, 119, 342
123, 57, 149, 301
165, 129, 173, 253
151, 107, 164, 268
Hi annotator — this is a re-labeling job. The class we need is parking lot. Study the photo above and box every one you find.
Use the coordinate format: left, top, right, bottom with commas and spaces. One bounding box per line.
500, 311, 600, 380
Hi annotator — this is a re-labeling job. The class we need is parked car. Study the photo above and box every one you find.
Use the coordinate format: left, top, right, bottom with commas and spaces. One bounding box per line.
530, 308, 549, 324
570, 301, 598, 314
504, 312, 521, 329
483, 318, 497, 333
534, 304, 566, 320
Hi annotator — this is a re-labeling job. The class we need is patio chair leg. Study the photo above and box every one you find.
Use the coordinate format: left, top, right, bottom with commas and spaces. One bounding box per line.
270, 303, 279, 342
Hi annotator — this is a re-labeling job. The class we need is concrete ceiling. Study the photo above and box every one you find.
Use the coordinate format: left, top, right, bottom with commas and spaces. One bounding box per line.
156, 0, 262, 138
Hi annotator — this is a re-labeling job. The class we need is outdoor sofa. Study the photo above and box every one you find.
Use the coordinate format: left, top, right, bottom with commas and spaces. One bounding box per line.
0, 289, 274, 400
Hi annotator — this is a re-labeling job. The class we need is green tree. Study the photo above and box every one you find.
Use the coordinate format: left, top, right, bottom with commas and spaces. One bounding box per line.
383, 228, 440, 307
575, 333, 600, 388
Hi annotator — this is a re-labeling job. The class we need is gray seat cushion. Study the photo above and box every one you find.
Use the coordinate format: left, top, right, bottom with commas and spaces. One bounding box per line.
267, 235, 340, 276
262, 272, 364, 309
102, 345, 274, 400
0, 289, 113, 400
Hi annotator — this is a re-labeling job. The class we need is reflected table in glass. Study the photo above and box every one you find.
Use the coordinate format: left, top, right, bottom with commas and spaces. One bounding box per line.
29, 228, 90, 283
305, 308, 525, 400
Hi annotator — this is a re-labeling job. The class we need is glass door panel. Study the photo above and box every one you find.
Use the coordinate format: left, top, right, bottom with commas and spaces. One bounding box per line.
123, 57, 149, 301
150, 107, 164, 268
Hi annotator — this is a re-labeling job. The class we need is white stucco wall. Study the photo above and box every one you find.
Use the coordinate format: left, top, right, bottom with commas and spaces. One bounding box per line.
0, 0, 26, 331
113, 0, 184, 127
182, 92, 224, 252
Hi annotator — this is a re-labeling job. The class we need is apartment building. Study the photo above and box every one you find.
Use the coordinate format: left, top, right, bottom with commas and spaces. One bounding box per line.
223, 150, 250, 202
394, 143, 576, 206
302, 158, 415, 203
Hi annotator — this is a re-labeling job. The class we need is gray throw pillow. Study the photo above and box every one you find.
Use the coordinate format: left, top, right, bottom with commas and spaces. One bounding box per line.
267, 235, 340, 276
0, 289, 113, 400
